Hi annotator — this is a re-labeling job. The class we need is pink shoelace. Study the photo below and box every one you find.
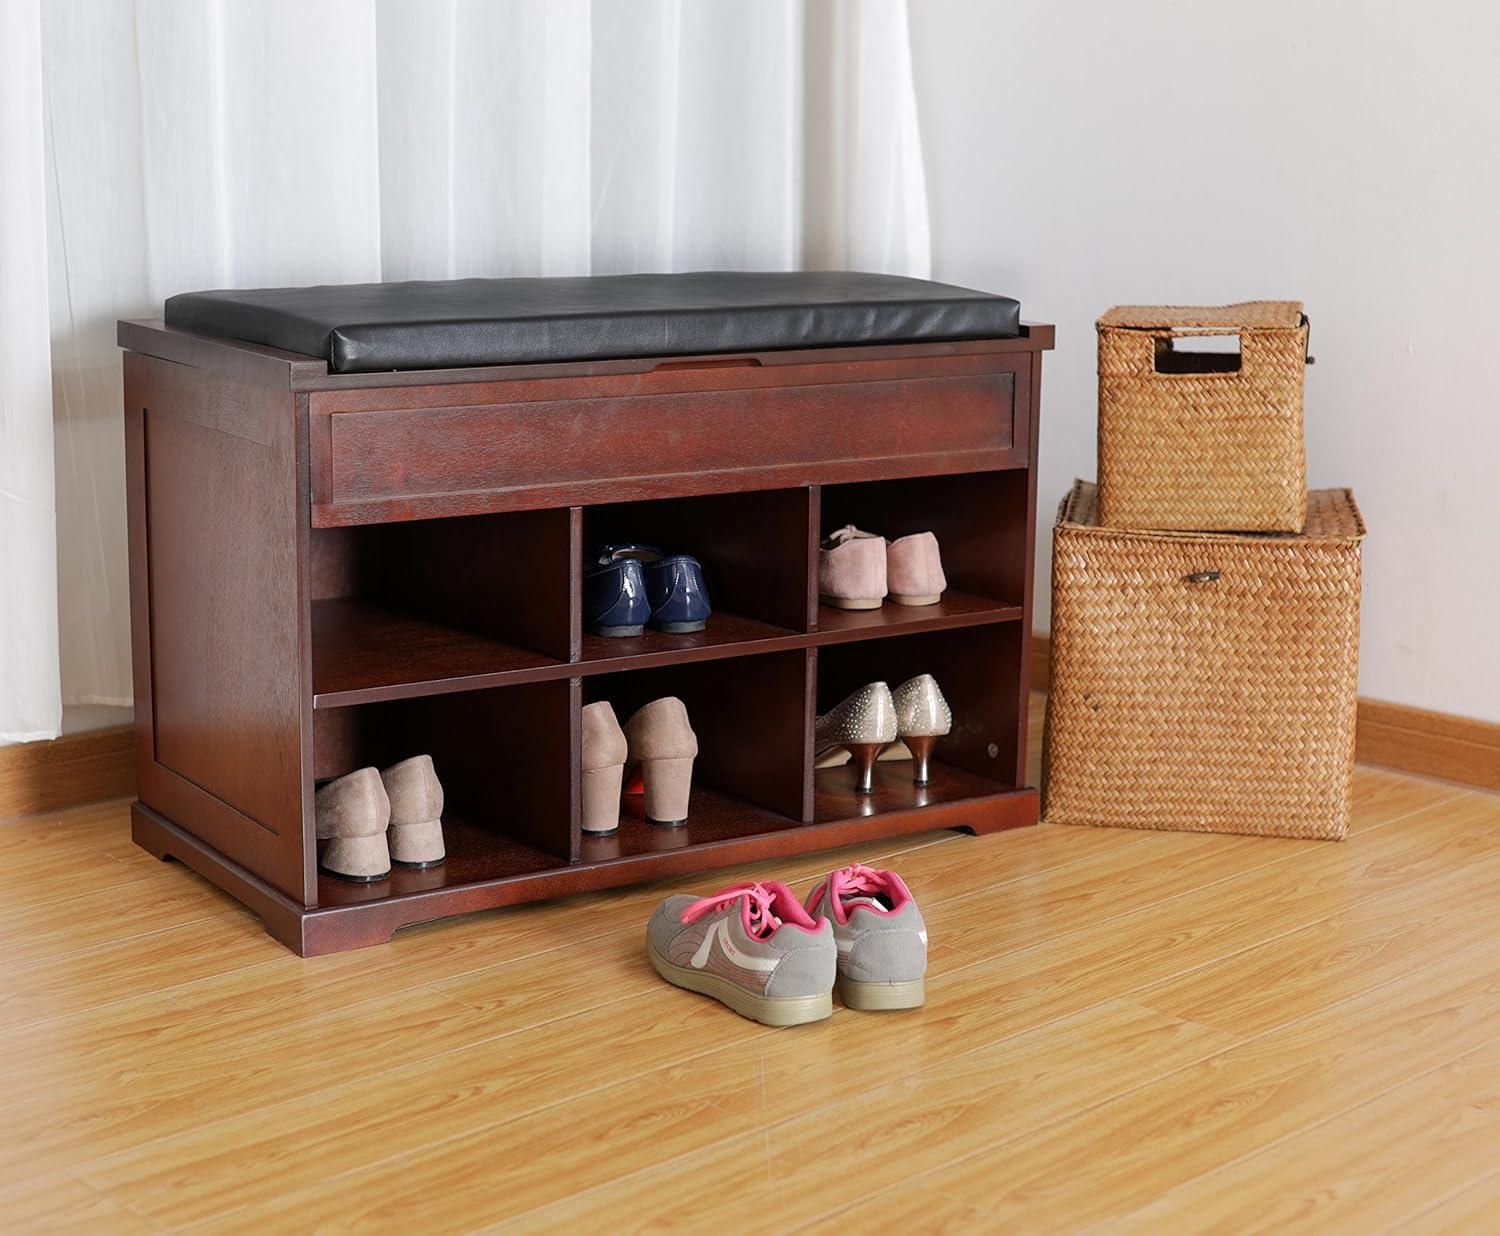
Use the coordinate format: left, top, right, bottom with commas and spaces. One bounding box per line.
830, 863, 887, 903
681, 882, 783, 941
810, 863, 905, 924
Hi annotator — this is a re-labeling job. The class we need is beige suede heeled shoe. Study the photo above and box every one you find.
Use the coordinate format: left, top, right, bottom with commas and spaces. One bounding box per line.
623, 696, 698, 827
582, 701, 628, 835
815, 682, 898, 794
315, 767, 391, 882
381, 755, 445, 867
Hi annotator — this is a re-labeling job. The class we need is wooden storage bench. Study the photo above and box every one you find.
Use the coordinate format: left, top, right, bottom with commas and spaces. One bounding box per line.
118, 275, 1052, 955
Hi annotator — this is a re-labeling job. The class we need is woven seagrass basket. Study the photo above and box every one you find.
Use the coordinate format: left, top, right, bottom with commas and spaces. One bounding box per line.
1097, 301, 1310, 532
1042, 481, 1365, 840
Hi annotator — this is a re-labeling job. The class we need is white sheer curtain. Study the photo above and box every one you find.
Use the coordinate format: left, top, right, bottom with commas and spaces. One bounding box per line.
1, 0, 62, 741
0, 0, 930, 743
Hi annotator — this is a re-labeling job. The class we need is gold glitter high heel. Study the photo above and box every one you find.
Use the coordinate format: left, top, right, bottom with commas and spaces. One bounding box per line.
815, 682, 898, 794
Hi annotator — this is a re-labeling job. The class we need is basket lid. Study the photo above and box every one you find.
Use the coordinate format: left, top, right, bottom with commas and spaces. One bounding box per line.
1097, 301, 1304, 331
1058, 480, 1365, 543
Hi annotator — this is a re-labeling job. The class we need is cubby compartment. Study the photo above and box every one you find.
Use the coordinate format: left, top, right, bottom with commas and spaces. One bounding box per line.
578, 651, 811, 864
312, 678, 576, 905
310, 507, 577, 707
813, 623, 1027, 823
814, 471, 1029, 638
578, 489, 814, 668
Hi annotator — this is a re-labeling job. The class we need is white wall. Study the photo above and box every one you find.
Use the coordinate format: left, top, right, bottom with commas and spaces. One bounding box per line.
909, 0, 1500, 722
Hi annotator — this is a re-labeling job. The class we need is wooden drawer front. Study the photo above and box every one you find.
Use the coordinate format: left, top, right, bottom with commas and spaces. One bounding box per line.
310, 352, 1023, 525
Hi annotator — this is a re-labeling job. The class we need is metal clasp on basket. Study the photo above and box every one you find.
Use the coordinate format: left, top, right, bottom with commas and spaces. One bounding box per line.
1185, 570, 1222, 584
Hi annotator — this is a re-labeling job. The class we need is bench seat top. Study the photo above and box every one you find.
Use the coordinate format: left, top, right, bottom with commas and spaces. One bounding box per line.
163, 270, 1022, 373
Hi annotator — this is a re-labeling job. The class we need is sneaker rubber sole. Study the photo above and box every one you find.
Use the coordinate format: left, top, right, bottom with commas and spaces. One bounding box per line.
837, 975, 925, 1010
647, 941, 832, 1027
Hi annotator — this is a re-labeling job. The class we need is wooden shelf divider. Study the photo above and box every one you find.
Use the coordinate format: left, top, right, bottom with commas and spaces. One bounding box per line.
314, 595, 1027, 709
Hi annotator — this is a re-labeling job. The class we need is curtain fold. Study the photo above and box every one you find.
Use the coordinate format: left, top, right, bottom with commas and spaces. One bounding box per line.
1, 0, 62, 742
2, 0, 931, 742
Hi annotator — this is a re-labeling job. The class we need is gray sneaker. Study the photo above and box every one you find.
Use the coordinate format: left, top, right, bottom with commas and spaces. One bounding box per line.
805, 864, 928, 1009
647, 881, 836, 1026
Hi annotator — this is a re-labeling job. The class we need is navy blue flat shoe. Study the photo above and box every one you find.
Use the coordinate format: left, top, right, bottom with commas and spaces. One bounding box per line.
584, 556, 651, 636
596, 545, 712, 633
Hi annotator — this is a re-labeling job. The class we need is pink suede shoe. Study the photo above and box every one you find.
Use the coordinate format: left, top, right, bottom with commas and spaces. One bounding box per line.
819, 526, 886, 609
886, 532, 946, 606
820, 525, 948, 609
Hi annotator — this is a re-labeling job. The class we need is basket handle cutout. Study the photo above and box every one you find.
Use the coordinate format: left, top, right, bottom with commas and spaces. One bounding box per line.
1153, 334, 1242, 375
1185, 570, 1222, 584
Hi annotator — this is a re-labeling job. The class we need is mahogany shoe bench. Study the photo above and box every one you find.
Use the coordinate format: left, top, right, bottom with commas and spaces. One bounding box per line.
118, 272, 1052, 955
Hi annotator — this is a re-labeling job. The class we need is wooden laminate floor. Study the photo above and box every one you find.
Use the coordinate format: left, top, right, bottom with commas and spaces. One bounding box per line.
4, 696, 1500, 1233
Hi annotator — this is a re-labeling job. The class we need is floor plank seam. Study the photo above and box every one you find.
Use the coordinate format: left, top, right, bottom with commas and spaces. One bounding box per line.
0, 871, 227, 927
69, 942, 796, 1169
2, 946, 295, 1036
1081, 1007, 1500, 1233
5, 906, 252, 975
13, 977, 659, 1169
1375, 1164, 1500, 1236
931, 833, 1299, 943
146, 1001, 789, 1231
1353, 767, 1476, 801
934, 782, 1488, 986
499, 1009, 1253, 1233
65, 1165, 166, 1234
932, 843, 1394, 993
0, 796, 135, 834
808, 928, 1500, 1231
1114, 887, 1499, 1039
1122, 859, 1500, 1024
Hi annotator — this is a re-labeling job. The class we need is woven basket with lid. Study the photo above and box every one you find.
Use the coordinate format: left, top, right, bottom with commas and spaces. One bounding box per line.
1041, 480, 1365, 840
1097, 301, 1309, 532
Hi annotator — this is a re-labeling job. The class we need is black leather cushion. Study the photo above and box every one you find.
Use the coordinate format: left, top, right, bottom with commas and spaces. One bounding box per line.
164, 271, 1021, 372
